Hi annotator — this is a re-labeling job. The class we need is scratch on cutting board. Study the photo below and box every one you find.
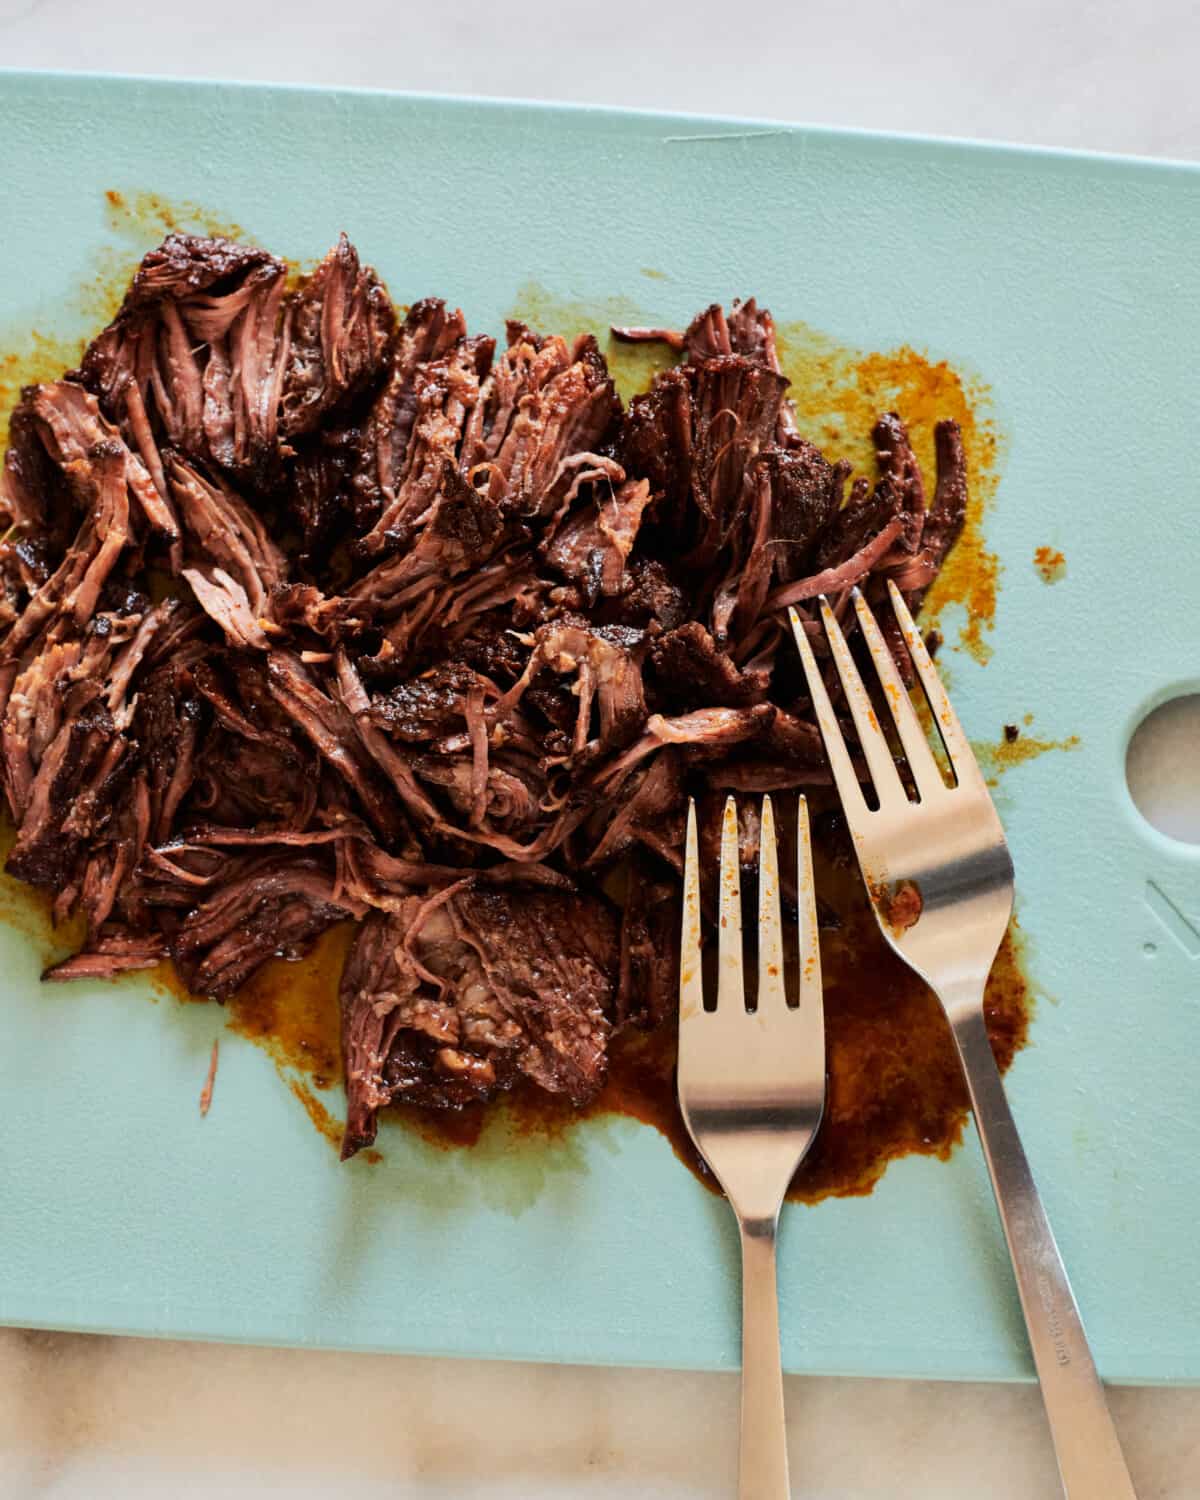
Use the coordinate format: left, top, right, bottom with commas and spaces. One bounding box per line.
1145, 880, 1200, 960
663, 130, 789, 144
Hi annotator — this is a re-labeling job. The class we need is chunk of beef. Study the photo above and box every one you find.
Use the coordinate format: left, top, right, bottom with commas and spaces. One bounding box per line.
2, 383, 177, 581
171, 853, 353, 998
620, 368, 693, 532
909, 419, 968, 594
1, 389, 81, 550
616, 856, 680, 1027
111, 232, 281, 308
759, 441, 848, 583
685, 298, 779, 366
5, 693, 127, 891
137, 657, 204, 843
347, 461, 506, 625
614, 295, 800, 441
596, 703, 776, 791
490, 334, 619, 518
622, 355, 786, 571
280, 234, 396, 439
543, 478, 652, 604
3, 596, 170, 903
78, 233, 290, 490
43, 927, 169, 981
449, 608, 528, 685
340, 881, 618, 1155
76, 762, 153, 939
265, 650, 408, 843
613, 296, 783, 367
168, 455, 285, 612
872, 411, 927, 557
763, 477, 906, 613
648, 622, 769, 711
412, 748, 545, 836
349, 298, 468, 531
367, 662, 484, 743
190, 714, 316, 831
182, 565, 273, 649
700, 709, 829, 792
592, 558, 688, 632
269, 582, 363, 641
495, 620, 647, 755
352, 328, 491, 557
283, 423, 366, 558
2, 635, 88, 818
584, 747, 684, 869
329, 652, 444, 833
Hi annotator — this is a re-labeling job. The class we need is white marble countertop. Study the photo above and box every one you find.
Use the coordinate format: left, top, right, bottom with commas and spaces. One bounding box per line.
2, 1330, 1198, 1499
2, 3, 1199, 1496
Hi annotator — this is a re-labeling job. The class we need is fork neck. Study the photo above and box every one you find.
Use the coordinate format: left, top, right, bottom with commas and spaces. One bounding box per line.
935, 970, 990, 1028
727, 1196, 783, 1239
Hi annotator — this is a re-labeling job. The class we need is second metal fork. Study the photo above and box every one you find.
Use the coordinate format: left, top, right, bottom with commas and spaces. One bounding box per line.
791, 582, 1137, 1500
678, 794, 825, 1500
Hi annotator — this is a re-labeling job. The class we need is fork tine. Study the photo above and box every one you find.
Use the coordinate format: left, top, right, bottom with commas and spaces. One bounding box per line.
795, 795, 825, 1053
886, 580, 981, 788
679, 799, 705, 1023
787, 607, 867, 817
717, 795, 746, 1012
756, 795, 787, 1012
850, 587, 947, 800
798, 792, 828, 1014
815, 596, 908, 807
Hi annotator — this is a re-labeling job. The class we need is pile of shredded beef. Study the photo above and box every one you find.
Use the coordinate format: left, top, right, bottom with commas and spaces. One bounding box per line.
0, 233, 967, 1158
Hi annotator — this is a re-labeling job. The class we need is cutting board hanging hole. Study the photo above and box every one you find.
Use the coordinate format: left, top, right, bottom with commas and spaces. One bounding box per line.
1126, 693, 1200, 845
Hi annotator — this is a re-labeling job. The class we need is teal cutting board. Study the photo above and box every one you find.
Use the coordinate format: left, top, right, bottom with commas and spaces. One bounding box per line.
0, 70, 1198, 1383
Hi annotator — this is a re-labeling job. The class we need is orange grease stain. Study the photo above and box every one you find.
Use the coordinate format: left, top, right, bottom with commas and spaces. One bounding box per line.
773, 324, 1002, 664
973, 729, 1081, 786
225, 922, 354, 1090
1033, 546, 1067, 583
103, 188, 248, 244
287, 1077, 344, 1152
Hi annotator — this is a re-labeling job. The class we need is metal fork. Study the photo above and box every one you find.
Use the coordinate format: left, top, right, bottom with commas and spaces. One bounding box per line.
790, 582, 1138, 1500
677, 793, 825, 1500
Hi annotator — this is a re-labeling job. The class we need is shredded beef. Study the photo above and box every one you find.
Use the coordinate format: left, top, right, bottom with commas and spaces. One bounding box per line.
616, 856, 680, 1028
340, 881, 618, 1154
76, 232, 290, 499
280, 233, 395, 439
649, 623, 769, 711
0, 234, 970, 1158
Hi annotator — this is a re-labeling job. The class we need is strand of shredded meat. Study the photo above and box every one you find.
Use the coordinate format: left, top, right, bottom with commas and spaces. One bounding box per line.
0, 234, 969, 1157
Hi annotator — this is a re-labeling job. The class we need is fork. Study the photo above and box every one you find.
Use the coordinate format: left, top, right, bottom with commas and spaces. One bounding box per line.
789, 582, 1138, 1500
677, 793, 825, 1500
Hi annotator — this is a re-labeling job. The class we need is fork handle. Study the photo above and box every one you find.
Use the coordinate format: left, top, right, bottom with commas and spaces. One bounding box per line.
737, 1217, 791, 1500
949, 1004, 1138, 1499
